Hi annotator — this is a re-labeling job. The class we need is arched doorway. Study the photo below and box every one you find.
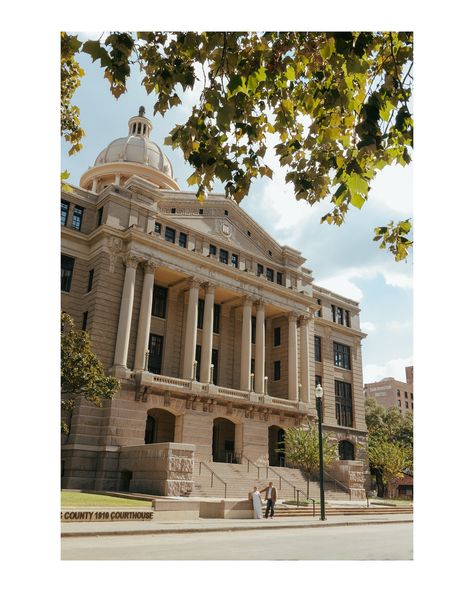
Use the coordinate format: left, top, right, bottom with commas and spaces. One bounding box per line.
338, 440, 355, 460
212, 418, 236, 463
268, 425, 285, 466
144, 408, 176, 444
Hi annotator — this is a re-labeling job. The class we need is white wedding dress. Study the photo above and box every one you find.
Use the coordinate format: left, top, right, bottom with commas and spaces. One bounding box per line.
252, 491, 263, 519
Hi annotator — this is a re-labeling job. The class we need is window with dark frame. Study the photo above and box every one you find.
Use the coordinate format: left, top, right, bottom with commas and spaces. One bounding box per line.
251, 315, 256, 344
151, 285, 168, 318
97, 207, 103, 227
179, 232, 188, 248
71, 205, 84, 231
165, 227, 175, 243
211, 348, 219, 385
197, 299, 205, 330
87, 269, 94, 293
274, 360, 281, 381
338, 440, 355, 461
315, 375, 322, 388
231, 253, 239, 268
337, 307, 344, 325
331, 304, 336, 322
195, 344, 201, 382
276, 272, 283, 285
333, 342, 351, 369
257, 264, 264, 277
274, 326, 281, 347
148, 334, 164, 374
82, 311, 88, 331
213, 303, 221, 334
317, 299, 322, 317
209, 244, 217, 256
345, 310, 351, 327
154, 222, 161, 234
61, 255, 75, 292
251, 358, 255, 375
405, 401, 409, 408
335, 380, 353, 427
61, 200, 69, 226
266, 268, 274, 282
314, 335, 321, 362
219, 249, 229, 264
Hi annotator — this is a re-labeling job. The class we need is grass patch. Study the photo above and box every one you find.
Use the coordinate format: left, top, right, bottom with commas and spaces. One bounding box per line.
61, 491, 152, 508
283, 500, 312, 506
371, 498, 413, 507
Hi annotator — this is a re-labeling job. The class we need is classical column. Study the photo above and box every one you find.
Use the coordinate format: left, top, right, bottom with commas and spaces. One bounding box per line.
114, 173, 121, 186
113, 254, 139, 370
200, 284, 215, 383
133, 261, 158, 371
288, 312, 298, 400
91, 178, 98, 193
299, 315, 311, 403
255, 300, 265, 394
240, 296, 253, 391
182, 278, 200, 379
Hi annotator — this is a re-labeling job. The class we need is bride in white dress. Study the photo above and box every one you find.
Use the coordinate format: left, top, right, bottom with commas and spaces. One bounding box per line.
251, 486, 263, 519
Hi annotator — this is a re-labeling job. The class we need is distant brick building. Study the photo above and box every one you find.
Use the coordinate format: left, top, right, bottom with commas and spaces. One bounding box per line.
364, 366, 413, 415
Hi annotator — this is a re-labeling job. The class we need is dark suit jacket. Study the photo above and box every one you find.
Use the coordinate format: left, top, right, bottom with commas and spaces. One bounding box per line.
260, 485, 277, 502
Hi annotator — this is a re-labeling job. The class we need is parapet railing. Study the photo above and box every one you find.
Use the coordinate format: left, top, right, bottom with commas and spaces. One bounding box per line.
196, 461, 228, 498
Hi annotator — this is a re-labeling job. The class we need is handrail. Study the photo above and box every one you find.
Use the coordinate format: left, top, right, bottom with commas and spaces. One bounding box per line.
197, 461, 227, 498
295, 489, 317, 517
320, 470, 351, 494
241, 456, 297, 499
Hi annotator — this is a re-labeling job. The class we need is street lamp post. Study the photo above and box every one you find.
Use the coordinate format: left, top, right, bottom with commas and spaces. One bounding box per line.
315, 383, 326, 521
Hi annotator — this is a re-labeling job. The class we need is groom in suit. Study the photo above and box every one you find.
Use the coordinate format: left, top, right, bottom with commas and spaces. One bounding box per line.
260, 481, 277, 518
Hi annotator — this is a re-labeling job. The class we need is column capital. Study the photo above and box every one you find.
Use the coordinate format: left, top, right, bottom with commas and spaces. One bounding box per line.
187, 277, 201, 290
256, 299, 266, 311
241, 295, 254, 307
299, 314, 311, 325
124, 253, 140, 269
143, 259, 160, 274
288, 311, 299, 322
204, 282, 217, 295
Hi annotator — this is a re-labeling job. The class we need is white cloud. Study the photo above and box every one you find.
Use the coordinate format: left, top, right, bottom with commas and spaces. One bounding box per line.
363, 356, 413, 384
383, 270, 413, 289
386, 319, 412, 333
361, 321, 377, 333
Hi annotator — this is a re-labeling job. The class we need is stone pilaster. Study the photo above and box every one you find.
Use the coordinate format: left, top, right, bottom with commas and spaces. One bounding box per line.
240, 296, 253, 391
200, 283, 215, 383
182, 278, 200, 379
288, 312, 298, 400
255, 300, 265, 394
133, 260, 159, 371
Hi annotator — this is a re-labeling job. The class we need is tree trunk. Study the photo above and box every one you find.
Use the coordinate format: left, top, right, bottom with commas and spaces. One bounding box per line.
374, 468, 385, 497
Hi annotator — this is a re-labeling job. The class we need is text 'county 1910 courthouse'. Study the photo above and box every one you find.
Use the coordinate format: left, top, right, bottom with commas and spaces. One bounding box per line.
61, 108, 370, 500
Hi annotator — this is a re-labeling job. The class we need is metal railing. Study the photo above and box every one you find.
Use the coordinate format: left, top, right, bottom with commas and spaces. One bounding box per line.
196, 461, 228, 498
241, 456, 297, 499
295, 489, 317, 517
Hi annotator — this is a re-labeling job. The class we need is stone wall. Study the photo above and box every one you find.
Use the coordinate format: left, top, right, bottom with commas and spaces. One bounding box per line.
119, 442, 195, 496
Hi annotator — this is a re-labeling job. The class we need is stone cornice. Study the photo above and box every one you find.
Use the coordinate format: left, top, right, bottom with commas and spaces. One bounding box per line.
315, 317, 367, 339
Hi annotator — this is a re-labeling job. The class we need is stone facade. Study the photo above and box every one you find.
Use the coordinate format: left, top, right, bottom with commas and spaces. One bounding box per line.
61, 109, 369, 496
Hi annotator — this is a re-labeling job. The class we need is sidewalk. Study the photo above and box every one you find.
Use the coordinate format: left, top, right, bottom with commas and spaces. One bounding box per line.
61, 512, 413, 538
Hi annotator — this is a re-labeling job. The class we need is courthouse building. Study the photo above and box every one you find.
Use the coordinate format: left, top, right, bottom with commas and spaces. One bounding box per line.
61, 108, 369, 497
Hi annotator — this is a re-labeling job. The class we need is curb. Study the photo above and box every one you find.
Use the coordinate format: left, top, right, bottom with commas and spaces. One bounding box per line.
61, 517, 413, 538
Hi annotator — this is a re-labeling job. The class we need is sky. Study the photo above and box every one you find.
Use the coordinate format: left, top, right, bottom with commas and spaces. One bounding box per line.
61, 36, 413, 385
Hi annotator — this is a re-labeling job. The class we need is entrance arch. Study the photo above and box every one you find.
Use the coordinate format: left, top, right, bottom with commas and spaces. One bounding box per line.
338, 440, 355, 460
144, 408, 176, 444
212, 418, 236, 463
268, 425, 286, 466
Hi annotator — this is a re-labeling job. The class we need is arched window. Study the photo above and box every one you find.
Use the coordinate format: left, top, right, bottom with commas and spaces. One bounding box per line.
338, 440, 355, 460
144, 409, 176, 444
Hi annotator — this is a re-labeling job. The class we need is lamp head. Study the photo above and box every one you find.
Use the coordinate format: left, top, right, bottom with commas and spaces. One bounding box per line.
316, 383, 323, 399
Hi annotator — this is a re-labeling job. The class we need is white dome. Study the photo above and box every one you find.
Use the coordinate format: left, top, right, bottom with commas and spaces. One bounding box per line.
94, 134, 174, 177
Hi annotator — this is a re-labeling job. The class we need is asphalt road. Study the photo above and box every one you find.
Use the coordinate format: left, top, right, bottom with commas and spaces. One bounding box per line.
62, 523, 412, 560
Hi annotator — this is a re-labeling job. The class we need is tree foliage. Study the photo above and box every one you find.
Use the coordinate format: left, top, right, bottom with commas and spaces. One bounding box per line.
61, 312, 120, 433
61, 31, 413, 260
281, 423, 338, 496
365, 398, 413, 497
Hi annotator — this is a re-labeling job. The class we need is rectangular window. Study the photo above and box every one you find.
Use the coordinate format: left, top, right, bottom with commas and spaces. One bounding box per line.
148, 334, 164, 374
314, 335, 321, 362
398, 400, 401, 407
97, 207, 103, 227
315, 375, 322, 388
251, 315, 256, 344
209, 244, 217, 256
195, 344, 201, 382
333, 342, 351, 369
405, 401, 409, 408
61, 255, 75, 292
274, 360, 281, 381
231, 253, 239, 268
211, 349, 219, 385
335, 380, 353, 427
197, 298, 205, 330
82, 311, 88, 331
165, 227, 175, 243
410, 393, 413, 400
219, 249, 228, 264
337, 307, 344, 325
345, 310, 351, 327
179, 232, 188, 248
61, 200, 69, 226
87, 269, 94, 293
397, 389, 401, 397
331, 305, 336, 322
405, 391, 408, 398
151, 285, 168, 318
317, 299, 322, 317
213, 303, 221, 334
274, 326, 281, 347
251, 358, 255, 375
276, 271, 283, 285
257, 264, 264, 277
71, 205, 84, 231
154, 222, 161, 234
266, 268, 274, 282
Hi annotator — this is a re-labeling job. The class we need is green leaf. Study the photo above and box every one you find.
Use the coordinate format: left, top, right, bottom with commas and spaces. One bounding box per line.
346, 173, 369, 196
227, 75, 247, 96
350, 193, 365, 209
285, 65, 296, 80
320, 37, 335, 60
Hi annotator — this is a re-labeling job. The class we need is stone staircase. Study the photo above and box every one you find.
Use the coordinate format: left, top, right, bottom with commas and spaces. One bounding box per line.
191, 460, 350, 502
277, 505, 413, 517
